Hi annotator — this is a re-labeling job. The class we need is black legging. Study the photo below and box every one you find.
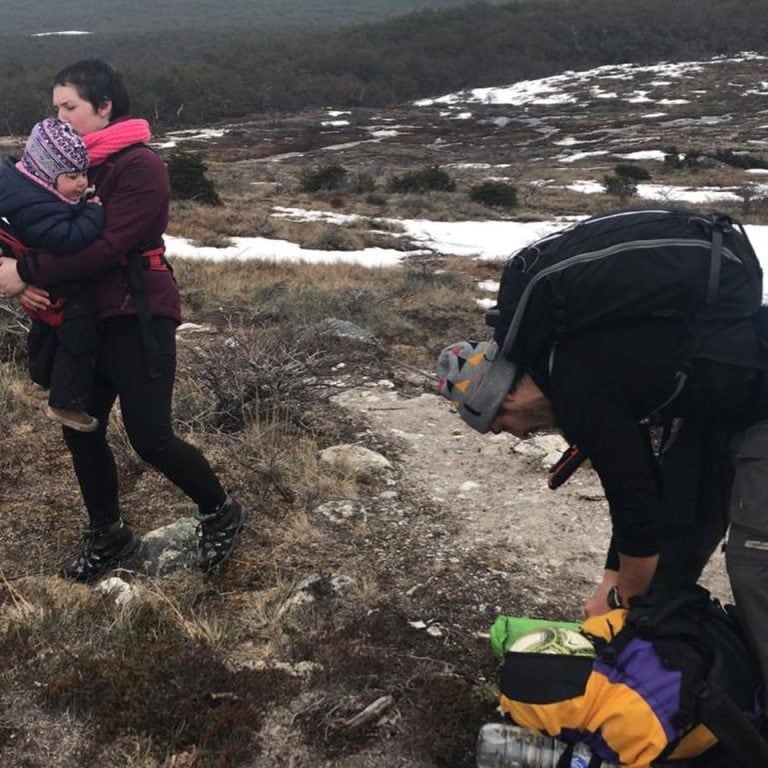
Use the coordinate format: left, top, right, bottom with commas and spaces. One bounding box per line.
63, 315, 226, 528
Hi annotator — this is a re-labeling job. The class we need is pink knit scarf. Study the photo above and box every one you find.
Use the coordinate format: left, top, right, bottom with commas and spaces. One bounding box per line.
82, 118, 152, 166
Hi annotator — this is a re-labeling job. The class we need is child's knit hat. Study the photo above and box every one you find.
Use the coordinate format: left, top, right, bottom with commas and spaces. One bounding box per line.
18, 118, 89, 189
436, 339, 518, 433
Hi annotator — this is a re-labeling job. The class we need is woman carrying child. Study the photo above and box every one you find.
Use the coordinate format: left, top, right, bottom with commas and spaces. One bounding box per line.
0, 59, 246, 582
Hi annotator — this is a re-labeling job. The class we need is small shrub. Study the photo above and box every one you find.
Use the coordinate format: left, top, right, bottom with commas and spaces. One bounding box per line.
614, 163, 651, 181
736, 184, 768, 217
303, 224, 363, 251
387, 166, 456, 193
682, 150, 703, 170
166, 149, 221, 205
299, 164, 348, 193
0, 299, 30, 364
664, 147, 683, 170
350, 170, 377, 193
712, 149, 768, 170
175, 321, 383, 432
603, 174, 637, 201
366, 191, 388, 206
469, 181, 518, 209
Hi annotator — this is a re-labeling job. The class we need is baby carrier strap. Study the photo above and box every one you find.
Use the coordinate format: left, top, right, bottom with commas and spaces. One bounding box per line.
91, 143, 172, 378
0, 218, 28, 258
0, 220, 68, 327
123, 238, 171, 379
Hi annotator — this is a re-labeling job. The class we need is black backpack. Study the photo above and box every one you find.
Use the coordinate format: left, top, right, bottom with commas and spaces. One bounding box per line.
486, 208, 763, 371
596, 586, 767, 768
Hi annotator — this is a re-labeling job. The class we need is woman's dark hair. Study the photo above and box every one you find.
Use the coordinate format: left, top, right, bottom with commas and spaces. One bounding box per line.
53, 59, 131, 120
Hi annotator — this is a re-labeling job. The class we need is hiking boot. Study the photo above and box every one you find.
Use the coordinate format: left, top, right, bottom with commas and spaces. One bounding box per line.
45, 405, 98, 432
196, 496, 247, 574
60, 519, 139, 582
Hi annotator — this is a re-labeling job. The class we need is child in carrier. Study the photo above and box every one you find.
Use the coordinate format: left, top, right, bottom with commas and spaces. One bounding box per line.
0, 117, 104, 431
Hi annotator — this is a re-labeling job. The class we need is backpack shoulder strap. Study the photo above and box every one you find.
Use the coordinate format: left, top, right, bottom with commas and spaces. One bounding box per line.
89, 142, 153, 188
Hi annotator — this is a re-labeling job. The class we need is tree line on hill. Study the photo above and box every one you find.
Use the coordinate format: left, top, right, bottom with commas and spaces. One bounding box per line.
0, 0, 766, 134
0, 0, 512, 36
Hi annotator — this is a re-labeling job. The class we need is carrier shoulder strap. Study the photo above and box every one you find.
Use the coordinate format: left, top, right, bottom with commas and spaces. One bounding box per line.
91, 142, 167, 379
123, 246, 163, 378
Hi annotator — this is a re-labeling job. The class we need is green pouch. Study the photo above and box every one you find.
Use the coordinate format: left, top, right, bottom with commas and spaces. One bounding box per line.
489, 616, 584, 661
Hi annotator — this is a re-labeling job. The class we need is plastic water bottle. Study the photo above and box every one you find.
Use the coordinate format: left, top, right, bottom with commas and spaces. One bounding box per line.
476, 722, 617, 767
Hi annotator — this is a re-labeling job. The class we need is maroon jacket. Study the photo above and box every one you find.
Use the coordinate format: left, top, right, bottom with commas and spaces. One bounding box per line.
16, 142, 181, 323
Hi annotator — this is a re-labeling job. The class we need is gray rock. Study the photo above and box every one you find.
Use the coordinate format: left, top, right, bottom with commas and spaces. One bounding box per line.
318, 444, 393, 480
315, 499, 367, 524
310, 318, 376, 342
137, 516, 198, 577
93, 576, 138, 607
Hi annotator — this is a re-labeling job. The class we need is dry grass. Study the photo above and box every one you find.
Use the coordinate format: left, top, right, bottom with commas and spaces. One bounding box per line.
171, 255, 485, 369
0, 279, 491, 764
0, 574, 304, 767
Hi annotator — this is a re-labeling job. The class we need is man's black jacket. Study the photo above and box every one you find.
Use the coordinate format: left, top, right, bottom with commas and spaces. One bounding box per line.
532, 317, 765, 570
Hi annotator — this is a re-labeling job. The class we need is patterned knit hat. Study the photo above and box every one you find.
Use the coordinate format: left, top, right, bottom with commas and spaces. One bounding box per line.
19, 118, 89, 189
436, 339, 518, 433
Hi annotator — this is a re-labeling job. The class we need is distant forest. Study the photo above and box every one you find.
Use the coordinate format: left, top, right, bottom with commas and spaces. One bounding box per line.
0, 0, 513, 35
0, 0, 766, 134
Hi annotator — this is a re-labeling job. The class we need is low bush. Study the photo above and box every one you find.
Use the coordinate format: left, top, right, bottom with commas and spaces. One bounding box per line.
166, 149, 221, 205
603, 174, 638, 201
469, 181, 518, 209
614, 163, 651, 181
388, 166, 456, 193
712, 149, 768, 170
299, 164, 348, 193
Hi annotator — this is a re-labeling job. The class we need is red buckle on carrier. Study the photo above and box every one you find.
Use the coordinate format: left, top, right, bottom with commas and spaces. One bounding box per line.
142, 247, 168, 271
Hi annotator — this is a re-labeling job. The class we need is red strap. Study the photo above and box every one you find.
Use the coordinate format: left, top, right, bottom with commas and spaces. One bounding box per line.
27, 297, 66, 328
548, 444, 586, 490
143, 246, 168, 271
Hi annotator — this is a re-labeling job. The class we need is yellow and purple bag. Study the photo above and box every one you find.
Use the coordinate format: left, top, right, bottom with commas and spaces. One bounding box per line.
492, 587, 765, 768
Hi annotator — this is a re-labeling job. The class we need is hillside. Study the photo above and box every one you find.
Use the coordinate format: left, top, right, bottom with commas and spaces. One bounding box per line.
0, 0, 512, 35
0, 52, 763, 768
0, 0, 767, 132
